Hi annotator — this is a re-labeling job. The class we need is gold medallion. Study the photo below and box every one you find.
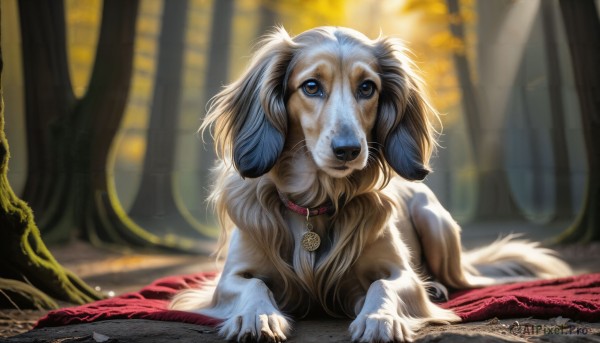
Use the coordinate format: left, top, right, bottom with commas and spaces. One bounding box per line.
301, 231, 321, 252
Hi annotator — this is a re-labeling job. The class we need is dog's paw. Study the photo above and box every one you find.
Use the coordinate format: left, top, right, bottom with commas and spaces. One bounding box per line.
349, 311, 414, 343
219, 309, 290, 343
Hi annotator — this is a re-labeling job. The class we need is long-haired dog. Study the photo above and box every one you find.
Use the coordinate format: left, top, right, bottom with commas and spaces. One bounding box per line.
171, 27, 571, 342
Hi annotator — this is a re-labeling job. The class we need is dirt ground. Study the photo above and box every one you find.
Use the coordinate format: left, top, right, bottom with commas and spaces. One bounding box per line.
1, 223, 599, 342
4, 317, 600, 342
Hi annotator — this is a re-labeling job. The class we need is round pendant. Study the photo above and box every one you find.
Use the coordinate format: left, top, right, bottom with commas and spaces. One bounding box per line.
301, 231, 321, 252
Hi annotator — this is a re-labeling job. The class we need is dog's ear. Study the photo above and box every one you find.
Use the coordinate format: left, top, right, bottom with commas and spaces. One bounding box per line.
373, 38, 437, 181
202, 29, 293, 178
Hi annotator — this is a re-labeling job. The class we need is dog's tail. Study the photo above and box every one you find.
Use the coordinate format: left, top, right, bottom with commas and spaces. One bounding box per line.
458, 234, 571, 287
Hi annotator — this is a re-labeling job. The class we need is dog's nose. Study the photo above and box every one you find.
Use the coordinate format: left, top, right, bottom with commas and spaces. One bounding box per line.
331, 138, 361, 161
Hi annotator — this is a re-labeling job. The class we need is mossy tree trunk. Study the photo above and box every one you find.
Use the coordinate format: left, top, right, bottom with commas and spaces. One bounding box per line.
0, 6, 101, 308
555, 0, 600, 243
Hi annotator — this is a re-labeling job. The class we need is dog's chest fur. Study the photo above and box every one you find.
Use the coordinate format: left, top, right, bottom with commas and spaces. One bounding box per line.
262, 209, 366, 316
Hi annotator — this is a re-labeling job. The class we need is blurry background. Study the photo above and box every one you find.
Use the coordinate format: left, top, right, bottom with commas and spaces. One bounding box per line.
1, 0, 596, 253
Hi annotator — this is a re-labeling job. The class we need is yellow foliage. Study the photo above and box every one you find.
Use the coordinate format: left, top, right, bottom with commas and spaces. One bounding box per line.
428, 31, 465, 54
394, 0, 477, 125
133, 54, 156, 73
137, 17, 161, 36
118, 0, 164, 136
121, 105, 149, 129
184, 51, 206, 69
183, 0, 212, 92
229, 0, 262, 80
64, 0, 102, 98
116, 133, 146, 165
267, 0, 347, 34
404, 0, 448, 17
131, 76, 153, 95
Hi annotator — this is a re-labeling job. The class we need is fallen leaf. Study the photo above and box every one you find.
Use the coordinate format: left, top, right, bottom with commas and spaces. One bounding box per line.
552, 316, 571, 326
93, 332, 111, 342
486, 317, 499, 325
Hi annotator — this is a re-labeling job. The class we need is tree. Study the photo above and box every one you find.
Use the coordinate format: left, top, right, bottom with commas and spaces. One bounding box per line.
0, 3, 100, 308
540, 0, 572, 222
18, 0, 76, 239
554, 0, 600, 243
446, 0, 521, 220
128, 0, 215, 252
259, 0, 277, 33
196, 0, 235, 217
18, 0, 200, 252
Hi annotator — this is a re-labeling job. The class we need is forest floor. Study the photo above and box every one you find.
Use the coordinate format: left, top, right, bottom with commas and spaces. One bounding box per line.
1, 221, 600, 342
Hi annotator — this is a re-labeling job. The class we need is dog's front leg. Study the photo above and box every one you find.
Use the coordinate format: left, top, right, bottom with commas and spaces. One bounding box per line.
207, 230, 291, 342
349, 271, 423, 342
348, 235, 459, 342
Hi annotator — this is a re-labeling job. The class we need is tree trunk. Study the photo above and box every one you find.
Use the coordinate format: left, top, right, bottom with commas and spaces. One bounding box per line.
18, 0, 76, 241
519, 67, 545, 219
128, 0, 215, 249
259, 0, 277, 34
197, 0, 235, 220
0, 10, 101, 308
555, 0, 600, 243
70, 0, 207, 252
540, 0, 572, 222
204, 0, 234, 102
18, 0, 203, 252
69, 0, 140, 246
447, 0, 520, 220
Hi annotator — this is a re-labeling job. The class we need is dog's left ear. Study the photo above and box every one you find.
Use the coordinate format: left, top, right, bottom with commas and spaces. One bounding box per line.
373, 38, 437, 181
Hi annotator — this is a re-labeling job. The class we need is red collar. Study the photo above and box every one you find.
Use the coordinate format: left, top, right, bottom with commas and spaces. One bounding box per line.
277, 190, 335, 217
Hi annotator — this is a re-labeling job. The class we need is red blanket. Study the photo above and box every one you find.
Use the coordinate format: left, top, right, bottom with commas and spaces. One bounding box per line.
441, 273, 600, 322
36, 273, 600, 328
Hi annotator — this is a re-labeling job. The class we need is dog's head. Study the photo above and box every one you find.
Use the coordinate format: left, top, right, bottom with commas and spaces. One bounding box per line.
204, 27, 437, 181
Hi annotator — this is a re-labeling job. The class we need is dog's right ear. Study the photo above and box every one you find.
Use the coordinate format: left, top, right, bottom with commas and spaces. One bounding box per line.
202, 29, 294, 178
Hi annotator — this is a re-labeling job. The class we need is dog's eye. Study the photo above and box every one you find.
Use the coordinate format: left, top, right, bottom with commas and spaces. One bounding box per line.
358, 81, 376, 99
302, 80, 323, 97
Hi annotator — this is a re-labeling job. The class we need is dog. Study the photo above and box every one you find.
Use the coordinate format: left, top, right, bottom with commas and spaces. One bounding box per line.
170, 26, 571, 342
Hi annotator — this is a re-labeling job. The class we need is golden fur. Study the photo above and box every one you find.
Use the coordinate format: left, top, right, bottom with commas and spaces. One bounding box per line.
171, 27, 571, 342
